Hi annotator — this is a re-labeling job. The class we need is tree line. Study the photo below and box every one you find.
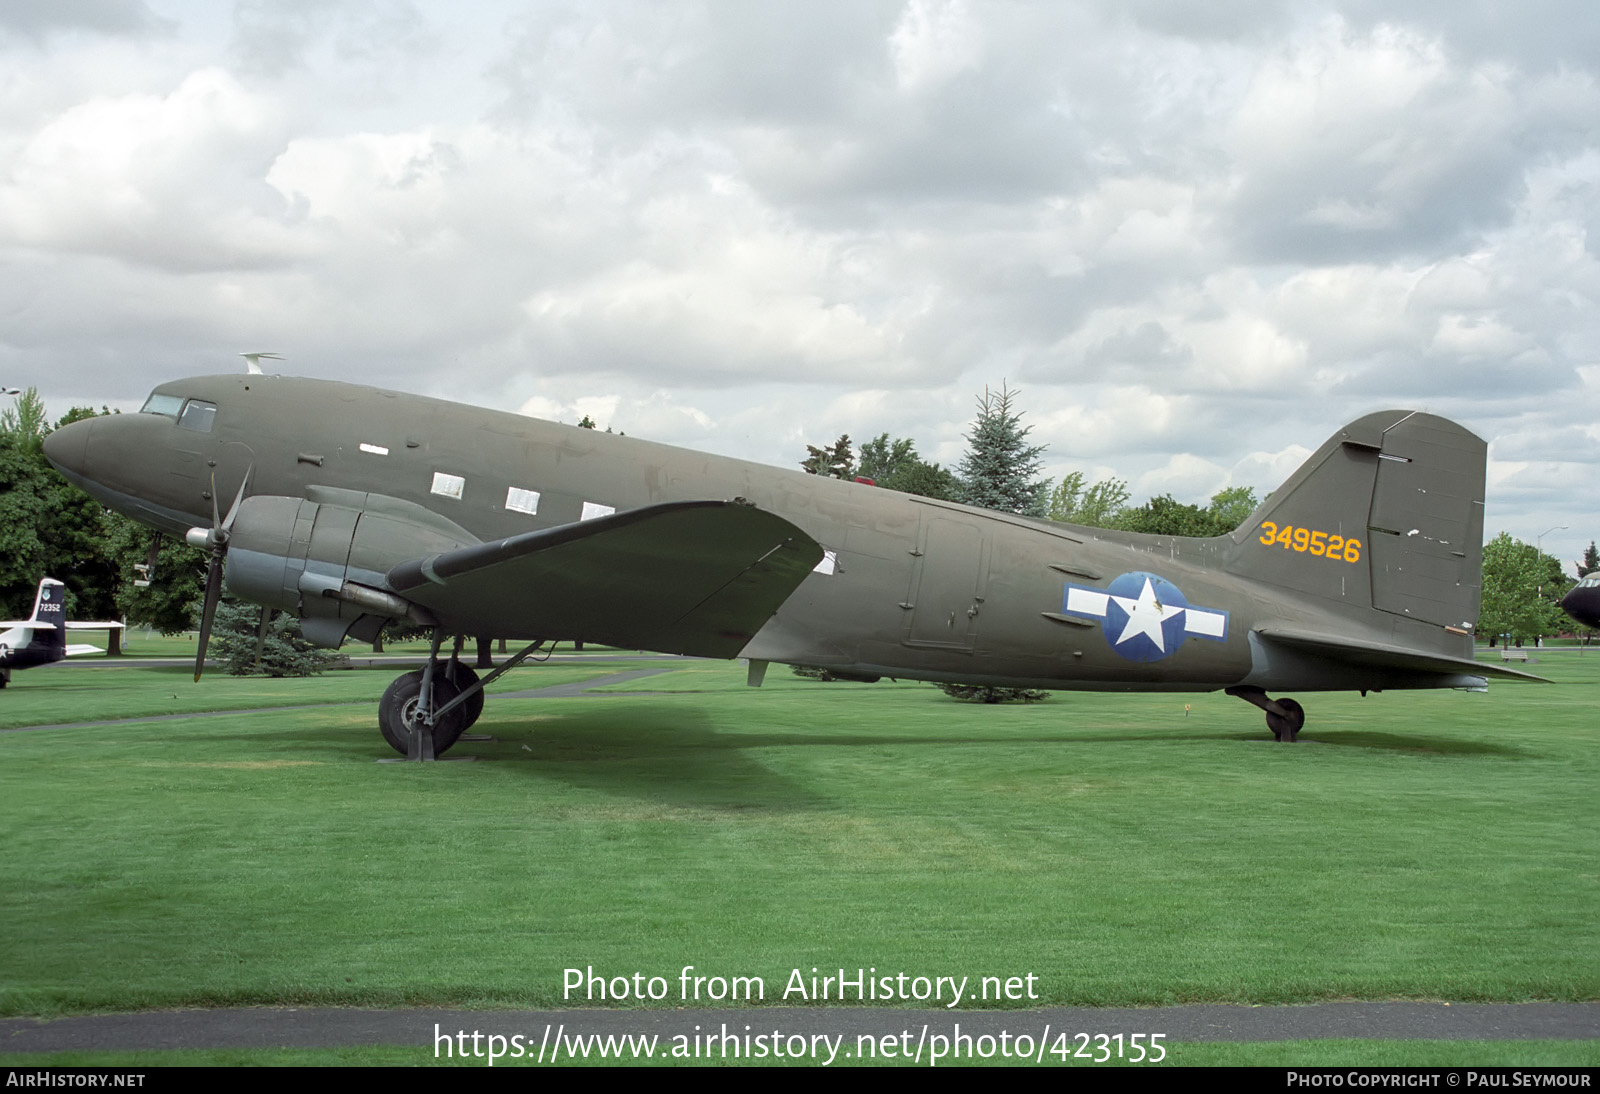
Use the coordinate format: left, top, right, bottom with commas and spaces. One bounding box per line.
800, 382, 1261, 538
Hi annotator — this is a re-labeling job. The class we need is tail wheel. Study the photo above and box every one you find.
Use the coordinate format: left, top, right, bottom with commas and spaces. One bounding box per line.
379, 670, 467, 756
1267, 698, 1306, 742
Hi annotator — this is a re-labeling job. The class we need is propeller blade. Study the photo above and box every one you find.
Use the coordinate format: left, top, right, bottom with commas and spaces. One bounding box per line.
192, 463, 252, 681
193, 550, 224, 683
221, 464, 252, 533
144, 532, 162, 574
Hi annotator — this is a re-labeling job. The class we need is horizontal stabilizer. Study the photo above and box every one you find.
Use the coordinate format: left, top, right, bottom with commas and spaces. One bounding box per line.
388, 500, 823, 658
1255, 626, 1549, 683
64, 644, 105, 657
66, 621, 125, 630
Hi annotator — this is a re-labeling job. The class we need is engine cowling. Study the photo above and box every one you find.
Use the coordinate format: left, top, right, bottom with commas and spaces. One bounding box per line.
224, 493, 476, 647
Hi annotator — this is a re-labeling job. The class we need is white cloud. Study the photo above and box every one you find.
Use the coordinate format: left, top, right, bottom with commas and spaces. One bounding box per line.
0, 2, 1594, 564
0, 68, 298, 270
889, 0, 984, 92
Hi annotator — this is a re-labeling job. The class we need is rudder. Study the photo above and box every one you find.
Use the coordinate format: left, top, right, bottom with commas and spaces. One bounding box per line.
29, 578, 68, 657
1228, 411, 1486, 631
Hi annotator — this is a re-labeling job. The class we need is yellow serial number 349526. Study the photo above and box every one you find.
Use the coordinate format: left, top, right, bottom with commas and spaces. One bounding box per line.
1257, 521, 1362, 563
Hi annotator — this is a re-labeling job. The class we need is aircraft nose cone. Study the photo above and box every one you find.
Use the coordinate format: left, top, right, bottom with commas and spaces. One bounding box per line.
42, 417, 93, 477
1561, 585, 1600, 629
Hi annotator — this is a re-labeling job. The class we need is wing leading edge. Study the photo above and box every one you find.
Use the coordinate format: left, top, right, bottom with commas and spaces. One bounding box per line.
387, 500, 824, 658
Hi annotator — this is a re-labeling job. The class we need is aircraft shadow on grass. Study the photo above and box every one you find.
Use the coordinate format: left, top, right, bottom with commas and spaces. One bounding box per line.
202, 703, 829, 809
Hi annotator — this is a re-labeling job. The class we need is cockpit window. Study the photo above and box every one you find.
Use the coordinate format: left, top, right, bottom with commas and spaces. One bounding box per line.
177, 400, 218, 433
140, 393, 185, 418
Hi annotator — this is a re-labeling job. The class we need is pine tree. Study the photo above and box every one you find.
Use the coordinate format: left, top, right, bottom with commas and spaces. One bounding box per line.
954, 383, 1048, 515
1579, 541, 1599, 578
800, 435, 856, 479
210, 599, 338, 677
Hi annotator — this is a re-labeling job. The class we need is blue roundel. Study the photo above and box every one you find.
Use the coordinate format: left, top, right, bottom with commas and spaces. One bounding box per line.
1059, 570, 1230, 663
1100, 572, 1190, 663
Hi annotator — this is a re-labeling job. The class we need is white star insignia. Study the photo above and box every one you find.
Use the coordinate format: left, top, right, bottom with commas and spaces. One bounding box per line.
1109, 577, 1184, 652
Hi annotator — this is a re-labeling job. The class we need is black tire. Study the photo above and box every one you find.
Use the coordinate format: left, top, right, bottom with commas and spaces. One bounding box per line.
443, 661, 485, 729
379, 670, 467, 756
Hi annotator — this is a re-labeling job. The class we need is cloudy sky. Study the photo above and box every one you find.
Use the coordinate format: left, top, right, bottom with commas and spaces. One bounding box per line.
2, 0, 1596, 569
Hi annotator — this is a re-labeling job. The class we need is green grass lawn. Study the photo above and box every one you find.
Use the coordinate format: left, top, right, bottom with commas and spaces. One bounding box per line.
1, 652, 1595, 1041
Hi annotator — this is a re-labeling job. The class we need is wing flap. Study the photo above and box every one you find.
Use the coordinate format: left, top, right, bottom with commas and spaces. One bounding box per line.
387, 500, 823, 658
1256, 626, 1549, 683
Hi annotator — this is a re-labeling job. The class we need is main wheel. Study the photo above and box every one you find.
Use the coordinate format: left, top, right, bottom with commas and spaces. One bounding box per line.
379, 670, 467, 756
443, 661, 484, 729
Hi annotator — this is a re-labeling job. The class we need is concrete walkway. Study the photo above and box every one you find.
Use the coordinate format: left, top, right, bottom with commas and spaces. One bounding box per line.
1, 1003, 1594, 1055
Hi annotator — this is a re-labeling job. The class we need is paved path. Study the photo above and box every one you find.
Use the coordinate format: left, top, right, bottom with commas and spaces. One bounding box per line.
1, 1003, 1594, 1054
497, 667, 678, 698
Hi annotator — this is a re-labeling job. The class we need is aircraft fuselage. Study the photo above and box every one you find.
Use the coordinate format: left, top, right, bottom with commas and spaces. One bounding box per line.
45, 375, 1492, 700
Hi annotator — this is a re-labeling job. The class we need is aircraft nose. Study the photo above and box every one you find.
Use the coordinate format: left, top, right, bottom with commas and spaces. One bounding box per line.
42, 416, 93, 478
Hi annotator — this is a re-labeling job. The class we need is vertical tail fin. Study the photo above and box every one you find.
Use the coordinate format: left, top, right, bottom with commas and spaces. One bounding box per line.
1227, 411, 1486, 631
29, 578, 68, 656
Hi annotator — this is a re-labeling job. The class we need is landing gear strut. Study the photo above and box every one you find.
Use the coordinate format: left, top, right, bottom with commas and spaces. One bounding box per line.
1226, 686, 1306, 742
377, 632, 548, 760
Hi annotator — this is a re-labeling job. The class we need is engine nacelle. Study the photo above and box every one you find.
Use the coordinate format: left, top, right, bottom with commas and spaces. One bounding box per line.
225, 491, 477, 648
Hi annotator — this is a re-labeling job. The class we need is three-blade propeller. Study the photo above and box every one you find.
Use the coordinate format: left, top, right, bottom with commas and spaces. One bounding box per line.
185, 467, 251, 682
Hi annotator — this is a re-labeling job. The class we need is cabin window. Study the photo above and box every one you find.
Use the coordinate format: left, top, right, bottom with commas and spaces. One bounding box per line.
177, 400, 218, 433
139, 393, 185, 418
431, 472, 465, 499
506, 487, 540, 515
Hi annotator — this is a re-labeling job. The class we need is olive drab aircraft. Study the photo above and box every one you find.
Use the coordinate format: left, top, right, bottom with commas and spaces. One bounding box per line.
0, 577, 124, 687
42, 373, 1537, 757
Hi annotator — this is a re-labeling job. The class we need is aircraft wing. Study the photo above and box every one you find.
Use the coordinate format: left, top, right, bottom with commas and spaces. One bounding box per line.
1255, 627, 1550, 683
386, 500, 824, 658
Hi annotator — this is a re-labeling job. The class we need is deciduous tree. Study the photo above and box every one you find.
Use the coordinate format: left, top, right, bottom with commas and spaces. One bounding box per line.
858, 433, 958, 500
1047, 472, 1130, 527
1479, 532, 1570, 640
